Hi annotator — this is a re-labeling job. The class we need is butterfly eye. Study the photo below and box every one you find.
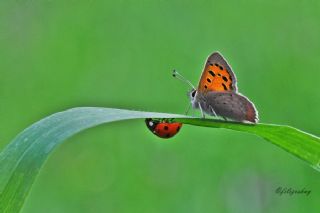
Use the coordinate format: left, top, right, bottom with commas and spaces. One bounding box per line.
191, 90, 196, 97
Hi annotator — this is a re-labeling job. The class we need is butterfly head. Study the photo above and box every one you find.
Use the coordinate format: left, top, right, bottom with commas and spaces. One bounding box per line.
188, 89, 197, 102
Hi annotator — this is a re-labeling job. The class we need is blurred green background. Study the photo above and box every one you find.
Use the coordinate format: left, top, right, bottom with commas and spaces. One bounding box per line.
1, 0, 320, 212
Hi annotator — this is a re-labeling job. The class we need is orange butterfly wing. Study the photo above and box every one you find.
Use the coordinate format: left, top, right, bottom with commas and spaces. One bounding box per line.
197, 52, 237, 93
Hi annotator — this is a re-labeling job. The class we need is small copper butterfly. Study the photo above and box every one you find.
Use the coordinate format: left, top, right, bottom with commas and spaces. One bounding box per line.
173, 51, 258, 123
145, 118, 182, 139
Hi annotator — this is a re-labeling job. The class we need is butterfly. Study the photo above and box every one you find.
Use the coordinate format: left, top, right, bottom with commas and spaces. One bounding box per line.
173, 52, 258, 123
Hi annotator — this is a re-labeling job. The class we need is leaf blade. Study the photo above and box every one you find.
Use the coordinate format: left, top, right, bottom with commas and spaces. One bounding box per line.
0, 107, 319, 212
177, 118, 320, 167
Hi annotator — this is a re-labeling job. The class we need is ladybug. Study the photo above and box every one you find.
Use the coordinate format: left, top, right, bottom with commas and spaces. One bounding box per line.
145, 118, 182, 139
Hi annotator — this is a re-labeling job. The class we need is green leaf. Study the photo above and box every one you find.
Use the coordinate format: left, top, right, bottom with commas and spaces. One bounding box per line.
0, 107, 319, 212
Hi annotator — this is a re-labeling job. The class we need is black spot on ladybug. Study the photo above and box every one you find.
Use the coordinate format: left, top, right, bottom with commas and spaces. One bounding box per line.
219, 66, 223, 70
204, 85, 208, 89
208, 70, 215, 77
222, 76, 228, 82
222, 83, 227, 90
164, 126, 169, 130
177, 126, 180, 131
207, 78, 211, 83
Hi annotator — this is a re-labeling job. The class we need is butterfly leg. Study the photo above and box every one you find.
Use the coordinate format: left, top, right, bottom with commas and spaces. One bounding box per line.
191, 110, 195, 117
209, 105, 217, 117
184, 103, 191, 115
198, 103, 205, 118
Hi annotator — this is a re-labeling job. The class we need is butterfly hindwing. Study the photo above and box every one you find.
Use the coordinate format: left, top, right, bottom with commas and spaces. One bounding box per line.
197, 52, 237, 93
202, 92, 258, 123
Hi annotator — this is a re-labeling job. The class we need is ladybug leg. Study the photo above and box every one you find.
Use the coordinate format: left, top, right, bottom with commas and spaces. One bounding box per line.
159, 118, 167, 122
167, 118, 174, 122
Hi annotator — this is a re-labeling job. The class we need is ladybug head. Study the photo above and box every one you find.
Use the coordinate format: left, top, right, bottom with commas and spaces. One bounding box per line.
145, 118, 158, 132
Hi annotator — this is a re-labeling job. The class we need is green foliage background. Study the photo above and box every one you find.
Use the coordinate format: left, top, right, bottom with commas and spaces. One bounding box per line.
0, 0, 319, 212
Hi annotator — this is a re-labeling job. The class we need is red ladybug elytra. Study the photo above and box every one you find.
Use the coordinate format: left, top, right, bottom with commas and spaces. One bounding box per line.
145, 118, 182, 139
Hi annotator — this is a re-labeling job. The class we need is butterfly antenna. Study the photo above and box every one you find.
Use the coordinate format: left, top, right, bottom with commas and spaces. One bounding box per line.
172, 70, 195, 89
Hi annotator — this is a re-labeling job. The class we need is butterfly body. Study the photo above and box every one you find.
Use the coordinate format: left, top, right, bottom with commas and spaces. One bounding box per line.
186, 52, 258, 123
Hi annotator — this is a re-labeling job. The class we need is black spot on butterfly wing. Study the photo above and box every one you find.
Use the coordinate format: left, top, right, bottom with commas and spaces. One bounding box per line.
222, 76, 228, 82
207, 78, 212, 83
208, 70, 215, 77
222, 83, 227, 90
